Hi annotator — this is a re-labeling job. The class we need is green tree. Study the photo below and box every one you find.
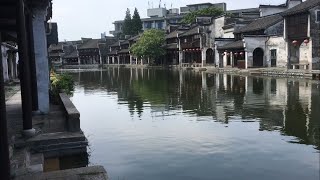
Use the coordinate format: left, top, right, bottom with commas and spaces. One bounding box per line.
181, 7, 224, 24
132, 8, 143, 35
130, 29, 165, 63
123, 8, 133, 36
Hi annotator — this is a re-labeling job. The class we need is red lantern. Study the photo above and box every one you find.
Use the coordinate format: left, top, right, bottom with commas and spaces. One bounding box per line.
303, 39, 309, 45
292, 40, 298, 46
234, 52, 238, 56
240, 52, 244, 55
221, 53, 225, 56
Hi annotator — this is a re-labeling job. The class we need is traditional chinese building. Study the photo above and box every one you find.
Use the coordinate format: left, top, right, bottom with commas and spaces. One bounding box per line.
282, 0, 320, 70
1, 42, 18, 82
165, 30, 182, 65
118, 40, 130, 64
107, 40, 123, 64
77, 38, 102, 64
48, 42, 64, 65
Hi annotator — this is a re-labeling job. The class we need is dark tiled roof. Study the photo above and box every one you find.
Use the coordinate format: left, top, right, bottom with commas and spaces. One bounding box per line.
110, 40, 124, 47
217, 40, 244, 50
118, 49, 130, 54
121, 41, 129, 45
282, 0, 320, 16
63, 50, 78, 59
164, 43, 178, 50
49, 52, 61, 57
166, 30, 185, 39
98, 43, 109, 56
48, 42, 63, 52
129, 34, 141, 42
108, 50, 118, 55
235, 14, 283, 33
179, 26, 200, 37
78, 39, 101, 49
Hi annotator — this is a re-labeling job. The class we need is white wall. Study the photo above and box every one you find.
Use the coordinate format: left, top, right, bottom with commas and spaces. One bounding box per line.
260, 7, 287, 17
223, 28, 235, 38
214, 16, 225, 38
244, 36, 267, 68
147, 8, 167, 17
266, 36, 288, 68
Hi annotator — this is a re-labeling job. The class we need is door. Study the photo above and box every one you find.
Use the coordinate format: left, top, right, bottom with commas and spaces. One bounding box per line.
271, 49, 277, 67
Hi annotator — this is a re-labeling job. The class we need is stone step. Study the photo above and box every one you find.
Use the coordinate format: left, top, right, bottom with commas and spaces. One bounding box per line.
15, 132, 87, 148
33, 140, 88, 153
15, 166, 108, 180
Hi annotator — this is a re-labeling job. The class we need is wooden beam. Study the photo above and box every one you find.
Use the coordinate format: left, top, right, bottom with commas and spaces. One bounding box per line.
16, 0, 33, 130
0, 32, 11, 180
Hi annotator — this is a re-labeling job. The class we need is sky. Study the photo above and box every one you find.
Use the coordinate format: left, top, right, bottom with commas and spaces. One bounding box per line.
51, 0, 283, 41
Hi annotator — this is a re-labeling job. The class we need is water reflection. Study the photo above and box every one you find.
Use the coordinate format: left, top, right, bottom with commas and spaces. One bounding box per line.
73, 68, 319, 150
69, 68, 320, 180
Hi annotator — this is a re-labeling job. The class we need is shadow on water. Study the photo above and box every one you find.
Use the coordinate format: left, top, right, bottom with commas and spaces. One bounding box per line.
71, 67, 319, 150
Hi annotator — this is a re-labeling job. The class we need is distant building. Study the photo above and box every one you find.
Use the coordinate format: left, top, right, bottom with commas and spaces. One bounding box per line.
46, 22, 58, 47
259, 0, 302, 17
109, 3, 226, 37
180, 3, 227, 14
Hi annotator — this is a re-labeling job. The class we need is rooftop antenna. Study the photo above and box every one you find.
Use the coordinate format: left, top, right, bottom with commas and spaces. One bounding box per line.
171, 3, 173, 9
159, 0, 161, 8
148, 1, 150, 8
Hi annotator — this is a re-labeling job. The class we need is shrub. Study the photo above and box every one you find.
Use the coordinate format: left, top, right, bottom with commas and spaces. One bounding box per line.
50, 71, 74, 104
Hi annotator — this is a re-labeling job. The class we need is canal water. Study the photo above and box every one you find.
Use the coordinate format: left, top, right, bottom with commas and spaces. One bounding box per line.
69, 68, 319, 180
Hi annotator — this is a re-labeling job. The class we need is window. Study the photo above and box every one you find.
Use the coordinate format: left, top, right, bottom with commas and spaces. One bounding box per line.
316, 10, 320, 23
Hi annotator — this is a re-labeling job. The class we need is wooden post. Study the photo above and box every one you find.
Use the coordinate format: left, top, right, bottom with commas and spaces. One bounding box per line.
0, 33, 11, 180
26, 12, 39, 111
17, 0, 33, 132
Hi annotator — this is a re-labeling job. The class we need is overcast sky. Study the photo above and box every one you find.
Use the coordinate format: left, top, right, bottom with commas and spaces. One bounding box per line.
51, 0, 283, 41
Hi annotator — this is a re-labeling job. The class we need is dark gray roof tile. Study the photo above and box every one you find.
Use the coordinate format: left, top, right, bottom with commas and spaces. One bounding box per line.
235, 14, 283, 34
281, 0, 320, 16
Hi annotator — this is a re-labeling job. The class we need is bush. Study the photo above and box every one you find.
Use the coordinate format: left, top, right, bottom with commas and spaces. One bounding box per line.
50, 71, 74, 104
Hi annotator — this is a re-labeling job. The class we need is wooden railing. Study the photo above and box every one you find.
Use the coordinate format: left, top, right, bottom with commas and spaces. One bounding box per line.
181, 63, 202, 68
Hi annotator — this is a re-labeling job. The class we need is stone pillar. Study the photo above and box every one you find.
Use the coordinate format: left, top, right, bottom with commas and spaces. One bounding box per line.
230, 52, 234, 67
117, 56, 120, 65
179, 51, 183, 65
32, 7, 50, 114
223, 52, 227, 67
130, 55, 133, 65
202, 49, 207, 67
245, 51, 248, 69
112, 56, 115, 64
